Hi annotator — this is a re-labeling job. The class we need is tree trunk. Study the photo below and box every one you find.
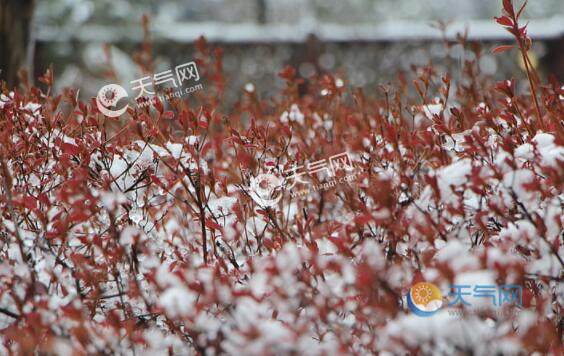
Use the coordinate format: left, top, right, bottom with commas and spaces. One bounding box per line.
0, 0, 35, 88
544, 37, 564, 82
256, 0, 267, 24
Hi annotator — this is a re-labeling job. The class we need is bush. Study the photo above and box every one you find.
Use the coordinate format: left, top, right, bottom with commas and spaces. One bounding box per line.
0, 1, 562, 354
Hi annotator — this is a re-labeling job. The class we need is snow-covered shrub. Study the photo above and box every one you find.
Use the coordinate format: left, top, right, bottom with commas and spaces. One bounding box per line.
0, 1, 561, 354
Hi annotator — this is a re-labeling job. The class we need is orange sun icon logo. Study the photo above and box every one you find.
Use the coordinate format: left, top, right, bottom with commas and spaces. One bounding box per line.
407, 282, 443, 317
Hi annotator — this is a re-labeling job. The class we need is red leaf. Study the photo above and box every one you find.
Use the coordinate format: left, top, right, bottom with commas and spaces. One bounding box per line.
178, 110, 189, 126
354, 214, 372, 226
153, 98, 164, 113
205, 219, 222, 231
201, 142, 212, 155
305, 239, 319, 253
411, 270, 425, 285
38, 193, 50, 206
516, 0, 528, 19
198, 120, 208, 129
163, 110, 174, 119
69, 209, 88, 223
503, 0, 514, 16
492, 45, 513, 54
149, 174, 163, 186
23, 196, 37, 210
518, 24, 528, 37
61, 142, 80, 155
494, 16, 513, 27
278, 65, 296, 80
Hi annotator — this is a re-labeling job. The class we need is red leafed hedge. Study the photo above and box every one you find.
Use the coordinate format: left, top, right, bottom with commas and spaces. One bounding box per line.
0, 1, 562, 354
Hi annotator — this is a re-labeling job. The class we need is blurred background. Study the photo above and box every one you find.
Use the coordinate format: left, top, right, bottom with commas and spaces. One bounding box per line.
1, 0, 563, 103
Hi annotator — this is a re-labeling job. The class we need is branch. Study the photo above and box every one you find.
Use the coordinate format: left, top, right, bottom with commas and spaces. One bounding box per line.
0, 307, 20, 319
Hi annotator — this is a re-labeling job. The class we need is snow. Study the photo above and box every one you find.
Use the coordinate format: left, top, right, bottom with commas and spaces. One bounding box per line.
0, 92, 13, 109
514, 133, 564, 168
499, 220, 537, 242
1, 33, 561, 354
436, 158, 472, 205
381, 312, 501, 355
502, 169, 538, 210
120, 226, 141, 245
100, 190, 127, 210
533, 133, 564, 167
158, 286, 196, 318
435, 239, 480, 272
453, 270, 497, 308
280, 104, 305, 125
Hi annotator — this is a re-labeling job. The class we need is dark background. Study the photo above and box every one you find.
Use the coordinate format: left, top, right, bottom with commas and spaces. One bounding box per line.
1, 0, 563, 103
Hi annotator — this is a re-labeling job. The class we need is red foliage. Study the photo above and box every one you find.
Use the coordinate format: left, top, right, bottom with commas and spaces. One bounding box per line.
0, 1, 562, 354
